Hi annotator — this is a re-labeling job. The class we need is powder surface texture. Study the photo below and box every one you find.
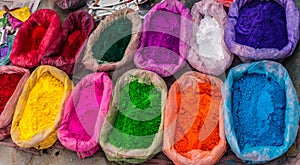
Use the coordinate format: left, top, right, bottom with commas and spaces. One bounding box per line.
140, 11, 181, 64
235, 0, 288, 50
61, 30, 84, 59
232, 73, 286, 151
0, 73, 23, 115
68, 83, 104, 141
93, 18, 132, 64
18, 72, 64, 141
196, 14, 224, 60
31, 26, 47, 50
108, 79, 161, 149
174, 81, 221, 155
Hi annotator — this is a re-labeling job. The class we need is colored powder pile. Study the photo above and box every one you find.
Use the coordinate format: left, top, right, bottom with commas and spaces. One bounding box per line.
232, 73, 286, 151
0, 73, 23, 115
93, 18, 132, 64
235, 0, 288, 50
174, 81, 221, 155
61, 30, 84, 59
68, 83, 104, 141
196, 14, 224, 60
31, 26, 47, 50
141, 12, 180, 64
108, 79, 161, 149
18, 72, 64, 141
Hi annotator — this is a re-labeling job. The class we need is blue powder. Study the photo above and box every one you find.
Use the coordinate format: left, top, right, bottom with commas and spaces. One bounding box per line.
235, 0, 288, 50
232, 73, 286, 151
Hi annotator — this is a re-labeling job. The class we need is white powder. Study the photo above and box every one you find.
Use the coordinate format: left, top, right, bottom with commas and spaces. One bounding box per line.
196, 14, 224, 60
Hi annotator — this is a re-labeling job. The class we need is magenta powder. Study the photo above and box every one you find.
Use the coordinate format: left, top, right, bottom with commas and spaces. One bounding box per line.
58, 72, 112, 158
235, 0, 288, 50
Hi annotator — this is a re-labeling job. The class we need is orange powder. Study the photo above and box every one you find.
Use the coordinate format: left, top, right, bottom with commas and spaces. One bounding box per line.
174, 81, 221, 155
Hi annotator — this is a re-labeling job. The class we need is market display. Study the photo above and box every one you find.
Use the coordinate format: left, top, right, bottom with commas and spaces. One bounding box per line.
0, 0, 299, 164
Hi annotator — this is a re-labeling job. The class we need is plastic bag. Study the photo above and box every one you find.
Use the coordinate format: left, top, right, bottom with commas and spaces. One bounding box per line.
0, 35, 15, 66
58, 72, 112, 158
224, 0, 300, 62
9, 7, 31, 22
134, 0, 192, 77
41, 10, 94, 75
100, 69, 167, 164
10, 9, 61, 69
223, 60, 299, 164
0, 66, 29, 140
188, 0, 233, 76
8, 14, 23, 29
11, 65, 73, 149
83, 8, 141, 72
163, 71, 226, 165
56, 0, 87, 10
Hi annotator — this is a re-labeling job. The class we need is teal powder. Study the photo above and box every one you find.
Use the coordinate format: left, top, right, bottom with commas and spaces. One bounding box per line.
232, 73, 286, 151
108, 80, 161, 149
92, 18, 132, 64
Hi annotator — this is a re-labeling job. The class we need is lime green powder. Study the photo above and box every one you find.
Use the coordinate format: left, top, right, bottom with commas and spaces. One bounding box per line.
108, 80, 161, 149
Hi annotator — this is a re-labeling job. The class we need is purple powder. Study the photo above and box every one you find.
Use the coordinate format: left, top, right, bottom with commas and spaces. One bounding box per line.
141, 12, 181, 64
235, 0, 288, 50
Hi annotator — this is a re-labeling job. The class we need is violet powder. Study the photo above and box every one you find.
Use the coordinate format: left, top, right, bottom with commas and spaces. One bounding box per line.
235, 0, 288, 50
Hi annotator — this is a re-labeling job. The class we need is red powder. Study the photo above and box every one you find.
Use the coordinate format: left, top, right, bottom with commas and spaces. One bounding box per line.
31, 26, 47, 50
174, 82, 221, 155
0, 73, 23, 115
61, 30, 84, 59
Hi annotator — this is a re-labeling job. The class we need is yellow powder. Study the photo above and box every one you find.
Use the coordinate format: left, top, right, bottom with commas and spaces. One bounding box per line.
18, 72, 64, 141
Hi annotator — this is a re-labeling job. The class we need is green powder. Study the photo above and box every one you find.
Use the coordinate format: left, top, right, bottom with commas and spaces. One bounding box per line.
93, 17, 132, 64
108, 79, 161, 149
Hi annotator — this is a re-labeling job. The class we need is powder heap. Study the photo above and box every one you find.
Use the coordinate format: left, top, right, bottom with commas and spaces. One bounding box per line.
232, 73, 286, 151
18, 72, 64, 141
61, 30, 84, 59
93, 18, 132, 64
174, 81, 221, 155
108, 79, 161, 149
31, 26, 47, 50
235, 0, 288, 50
68, 83, 104, 141
0, 73, 23, 115
196, 14, 224, 60
140, 12, 181, 64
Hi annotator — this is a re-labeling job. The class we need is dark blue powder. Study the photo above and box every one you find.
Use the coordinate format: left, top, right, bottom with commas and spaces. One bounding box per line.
235, 0, 288, 50
232, 73, 286, 151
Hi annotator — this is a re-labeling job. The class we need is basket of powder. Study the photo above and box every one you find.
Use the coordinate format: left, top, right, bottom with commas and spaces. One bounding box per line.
0, 66, 29, 140
134, 0, 192, 77
58, 72, 112, 158
10, 9, 61, 68
11, 65, 73, 149
188, 0, 233, 76
163, 71, 226, 165
223, 60, 299, 164
100, 69, 167, 164
82, 8, 141, 72
42, 10, 94, 75
224, 0, 300, 62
